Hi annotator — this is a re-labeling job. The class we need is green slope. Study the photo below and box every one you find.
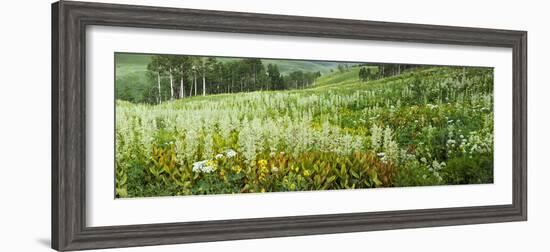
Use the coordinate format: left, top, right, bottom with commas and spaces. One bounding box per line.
212, 57, 341, 75
115, 53, 152, 102
154, 66, 468, 106
261, 59, 339, 75
115, 53, 342, 102
312, 66, 379, 89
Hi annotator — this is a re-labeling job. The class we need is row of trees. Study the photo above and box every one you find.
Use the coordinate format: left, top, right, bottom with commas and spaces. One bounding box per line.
139, 55, 322, 104
358, 64, 422, 82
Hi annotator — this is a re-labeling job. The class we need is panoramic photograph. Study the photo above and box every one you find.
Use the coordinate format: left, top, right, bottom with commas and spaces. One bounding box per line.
114, 53, 494, 198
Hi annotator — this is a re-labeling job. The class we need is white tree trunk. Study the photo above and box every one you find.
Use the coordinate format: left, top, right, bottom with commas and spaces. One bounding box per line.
180, 65, 185, 98
169, 68, 174, 100
194, 71, 197, 96
202, 73, 206, 96
157, 72, 162, 104
189, 72, 193, 97
180, 76, 184, 99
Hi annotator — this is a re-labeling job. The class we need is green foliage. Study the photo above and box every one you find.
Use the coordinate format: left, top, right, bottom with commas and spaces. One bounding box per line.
358, 67, 368, 82
115, 64, 494, 198
442, 154, 493, 184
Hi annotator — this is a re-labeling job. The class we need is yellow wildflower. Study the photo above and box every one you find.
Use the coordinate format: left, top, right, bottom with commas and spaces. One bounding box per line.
231, 165, 242, 174
258, 159, 268, 168
206, 160, 217, 168
289, 183, 296, 190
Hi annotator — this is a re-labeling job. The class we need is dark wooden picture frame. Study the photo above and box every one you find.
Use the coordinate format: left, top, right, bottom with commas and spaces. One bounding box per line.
52, 1, 527, 251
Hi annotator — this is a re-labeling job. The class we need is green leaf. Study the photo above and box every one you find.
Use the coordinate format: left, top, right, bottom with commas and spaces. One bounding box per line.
116, 188, 128, 197
340, 164, 346, 176
371, 172, 382, 187
326, 175, 337, 185
350, 169, 360, 179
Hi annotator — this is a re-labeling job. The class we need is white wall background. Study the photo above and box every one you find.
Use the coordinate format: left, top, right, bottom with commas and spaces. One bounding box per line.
0, 0, 547, 251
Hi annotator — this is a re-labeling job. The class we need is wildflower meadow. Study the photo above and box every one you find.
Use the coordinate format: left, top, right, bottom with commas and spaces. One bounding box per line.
115, 53, 494, 198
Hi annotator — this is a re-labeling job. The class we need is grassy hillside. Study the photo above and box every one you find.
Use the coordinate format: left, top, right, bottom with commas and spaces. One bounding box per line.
216, 57, 340, 75
262, 59, 339, 75
313, 67, 363, 88
115, 54, 152, 102
115, 54, 342, 103
115, 65, 494, 197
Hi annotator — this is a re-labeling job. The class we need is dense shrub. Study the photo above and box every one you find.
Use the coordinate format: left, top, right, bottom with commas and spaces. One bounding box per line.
442, 154, 493, 184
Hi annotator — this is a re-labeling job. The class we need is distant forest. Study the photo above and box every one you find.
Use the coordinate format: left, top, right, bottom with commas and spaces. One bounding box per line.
115, 53, 421, 104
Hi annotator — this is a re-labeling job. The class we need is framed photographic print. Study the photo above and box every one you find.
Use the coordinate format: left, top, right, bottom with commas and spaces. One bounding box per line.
52, 1, 527, 251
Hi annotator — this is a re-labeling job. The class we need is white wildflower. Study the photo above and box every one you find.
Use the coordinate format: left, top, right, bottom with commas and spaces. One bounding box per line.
383, 126, 399, 163
226, 149, 237, 158
432, 160, 445, 171
192, 160, 216, 173
202, 164, 215, 173
192, 160, 208, 173
370, 124, 383, 151
203, 132, 214, 160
